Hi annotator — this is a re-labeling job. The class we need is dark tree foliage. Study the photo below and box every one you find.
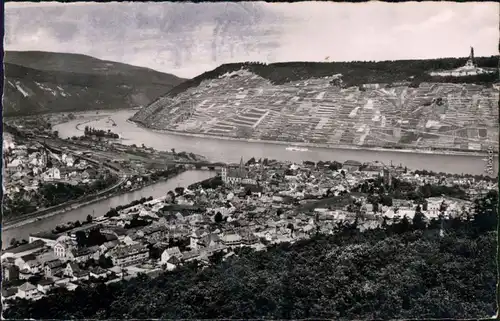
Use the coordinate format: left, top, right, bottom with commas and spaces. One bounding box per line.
84, 126, 119, 139
175, 187, 185, 196
86, 229, 108, 247
246, 157, 257, 166
105, 196, 153, 217
214, 212, 223, 223
124, 216, 150, 229
75, 231, 87, 248
413, 170, 497, 183
165, 57, 499, 98
188, 176, 223, 190
149, 167, 184, 181
75, 229, 107, 248
98, 255, 113, 269
471, 190, 498, 235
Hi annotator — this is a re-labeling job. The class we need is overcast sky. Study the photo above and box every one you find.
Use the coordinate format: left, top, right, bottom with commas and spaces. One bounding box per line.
5, 1, 499, 78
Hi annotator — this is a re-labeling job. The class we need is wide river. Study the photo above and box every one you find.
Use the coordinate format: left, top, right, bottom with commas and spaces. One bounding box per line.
2, 170, 215, 248
54, 109, 498, 176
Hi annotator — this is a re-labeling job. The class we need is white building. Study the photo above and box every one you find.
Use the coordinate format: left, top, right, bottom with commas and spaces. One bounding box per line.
42, 167, 61, 181
160, 247, 182, 265
17, 282, 41, 300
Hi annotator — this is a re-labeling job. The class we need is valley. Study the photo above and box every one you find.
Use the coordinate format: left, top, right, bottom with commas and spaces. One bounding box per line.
3, 51, 185, 116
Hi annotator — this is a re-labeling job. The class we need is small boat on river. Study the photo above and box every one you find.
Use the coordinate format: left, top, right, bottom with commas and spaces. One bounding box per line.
286, 146, 309, 152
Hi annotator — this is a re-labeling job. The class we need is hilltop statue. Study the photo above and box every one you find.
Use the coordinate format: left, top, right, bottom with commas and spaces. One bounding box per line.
465, 46, 476, 68
429, 46, 493, 77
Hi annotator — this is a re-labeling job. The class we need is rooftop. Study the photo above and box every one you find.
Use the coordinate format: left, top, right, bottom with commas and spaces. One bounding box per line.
4, 240, 46, 254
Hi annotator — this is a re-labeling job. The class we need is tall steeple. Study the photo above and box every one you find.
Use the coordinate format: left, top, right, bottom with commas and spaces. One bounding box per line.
470, 46, 474, 61
239, 157, 244, 175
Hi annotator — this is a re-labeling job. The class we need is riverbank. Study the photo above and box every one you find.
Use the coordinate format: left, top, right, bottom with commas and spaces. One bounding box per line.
129, 119, 493, 158
3, 168, 187, 231
2, 170, 216, 249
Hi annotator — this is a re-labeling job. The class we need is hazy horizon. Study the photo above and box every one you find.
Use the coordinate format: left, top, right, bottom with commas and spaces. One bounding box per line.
5, 1, 499, 78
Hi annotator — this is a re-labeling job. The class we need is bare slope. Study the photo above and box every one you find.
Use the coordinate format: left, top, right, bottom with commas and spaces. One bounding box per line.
131, 57, 499, 153
3, 51, 186, 116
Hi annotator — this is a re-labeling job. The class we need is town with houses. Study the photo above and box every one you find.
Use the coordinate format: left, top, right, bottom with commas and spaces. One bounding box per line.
1, 132, 121, 224
3, 132, 103, 194
2, 126, 208, 226
2, 155, 497, 304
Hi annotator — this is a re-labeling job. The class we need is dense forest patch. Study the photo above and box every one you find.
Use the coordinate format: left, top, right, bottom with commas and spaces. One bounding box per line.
165, 56, 499, 97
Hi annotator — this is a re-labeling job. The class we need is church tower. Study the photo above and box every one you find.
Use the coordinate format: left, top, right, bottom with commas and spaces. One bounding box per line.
239, 157, 244, 176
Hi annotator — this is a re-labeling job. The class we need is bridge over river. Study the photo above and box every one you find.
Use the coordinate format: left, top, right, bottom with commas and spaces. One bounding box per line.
171, 160, 227, 170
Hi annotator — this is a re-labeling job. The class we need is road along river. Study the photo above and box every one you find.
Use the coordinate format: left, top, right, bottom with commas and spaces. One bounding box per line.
2, 170, 216, 248
54, 109, 498, 176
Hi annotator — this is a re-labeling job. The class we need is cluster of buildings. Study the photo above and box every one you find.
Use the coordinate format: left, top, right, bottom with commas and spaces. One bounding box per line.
3, 135, 102, 199
3, 157, 494, 304
132, 50, 498, 153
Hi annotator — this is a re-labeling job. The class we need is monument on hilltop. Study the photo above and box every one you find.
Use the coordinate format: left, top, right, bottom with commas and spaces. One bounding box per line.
429, 46, 495, 77
463, 46, 476, 69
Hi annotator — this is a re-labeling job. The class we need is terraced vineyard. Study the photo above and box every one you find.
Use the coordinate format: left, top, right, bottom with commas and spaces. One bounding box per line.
132, 68, 499, 152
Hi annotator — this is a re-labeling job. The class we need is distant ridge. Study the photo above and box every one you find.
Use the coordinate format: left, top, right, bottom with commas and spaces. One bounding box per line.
165, 56, 499, 98
3, 51, 186, 116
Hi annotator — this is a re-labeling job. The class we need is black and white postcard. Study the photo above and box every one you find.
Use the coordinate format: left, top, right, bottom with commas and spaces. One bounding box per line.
2, 1, 499, 319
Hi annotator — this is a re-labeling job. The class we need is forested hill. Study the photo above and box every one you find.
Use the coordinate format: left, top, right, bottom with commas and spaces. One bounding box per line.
165, 56, 499, 97
4, 191, 498, 320
3, 51, 186, 116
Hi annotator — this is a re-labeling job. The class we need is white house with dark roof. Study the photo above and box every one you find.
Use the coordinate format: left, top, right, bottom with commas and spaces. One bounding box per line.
160, 247, 182, 265
41, 167, 61, 182
221, 233, 242, 247
182, 250, 200, 262
21, 257, 42, 274
190, 229, 208, 250
17, 282, 41, 300
37, 278, 55, 294
107, 243, 149, 267
89, 266, 109, 279
44, 260, 65, 278
165, 256, 181, 271
64, 262, 90, 281
198, 233, 221, 248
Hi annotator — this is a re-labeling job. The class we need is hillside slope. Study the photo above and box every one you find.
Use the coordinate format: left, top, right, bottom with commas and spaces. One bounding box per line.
131, 57, 499, 153
3, 51, 186, 116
